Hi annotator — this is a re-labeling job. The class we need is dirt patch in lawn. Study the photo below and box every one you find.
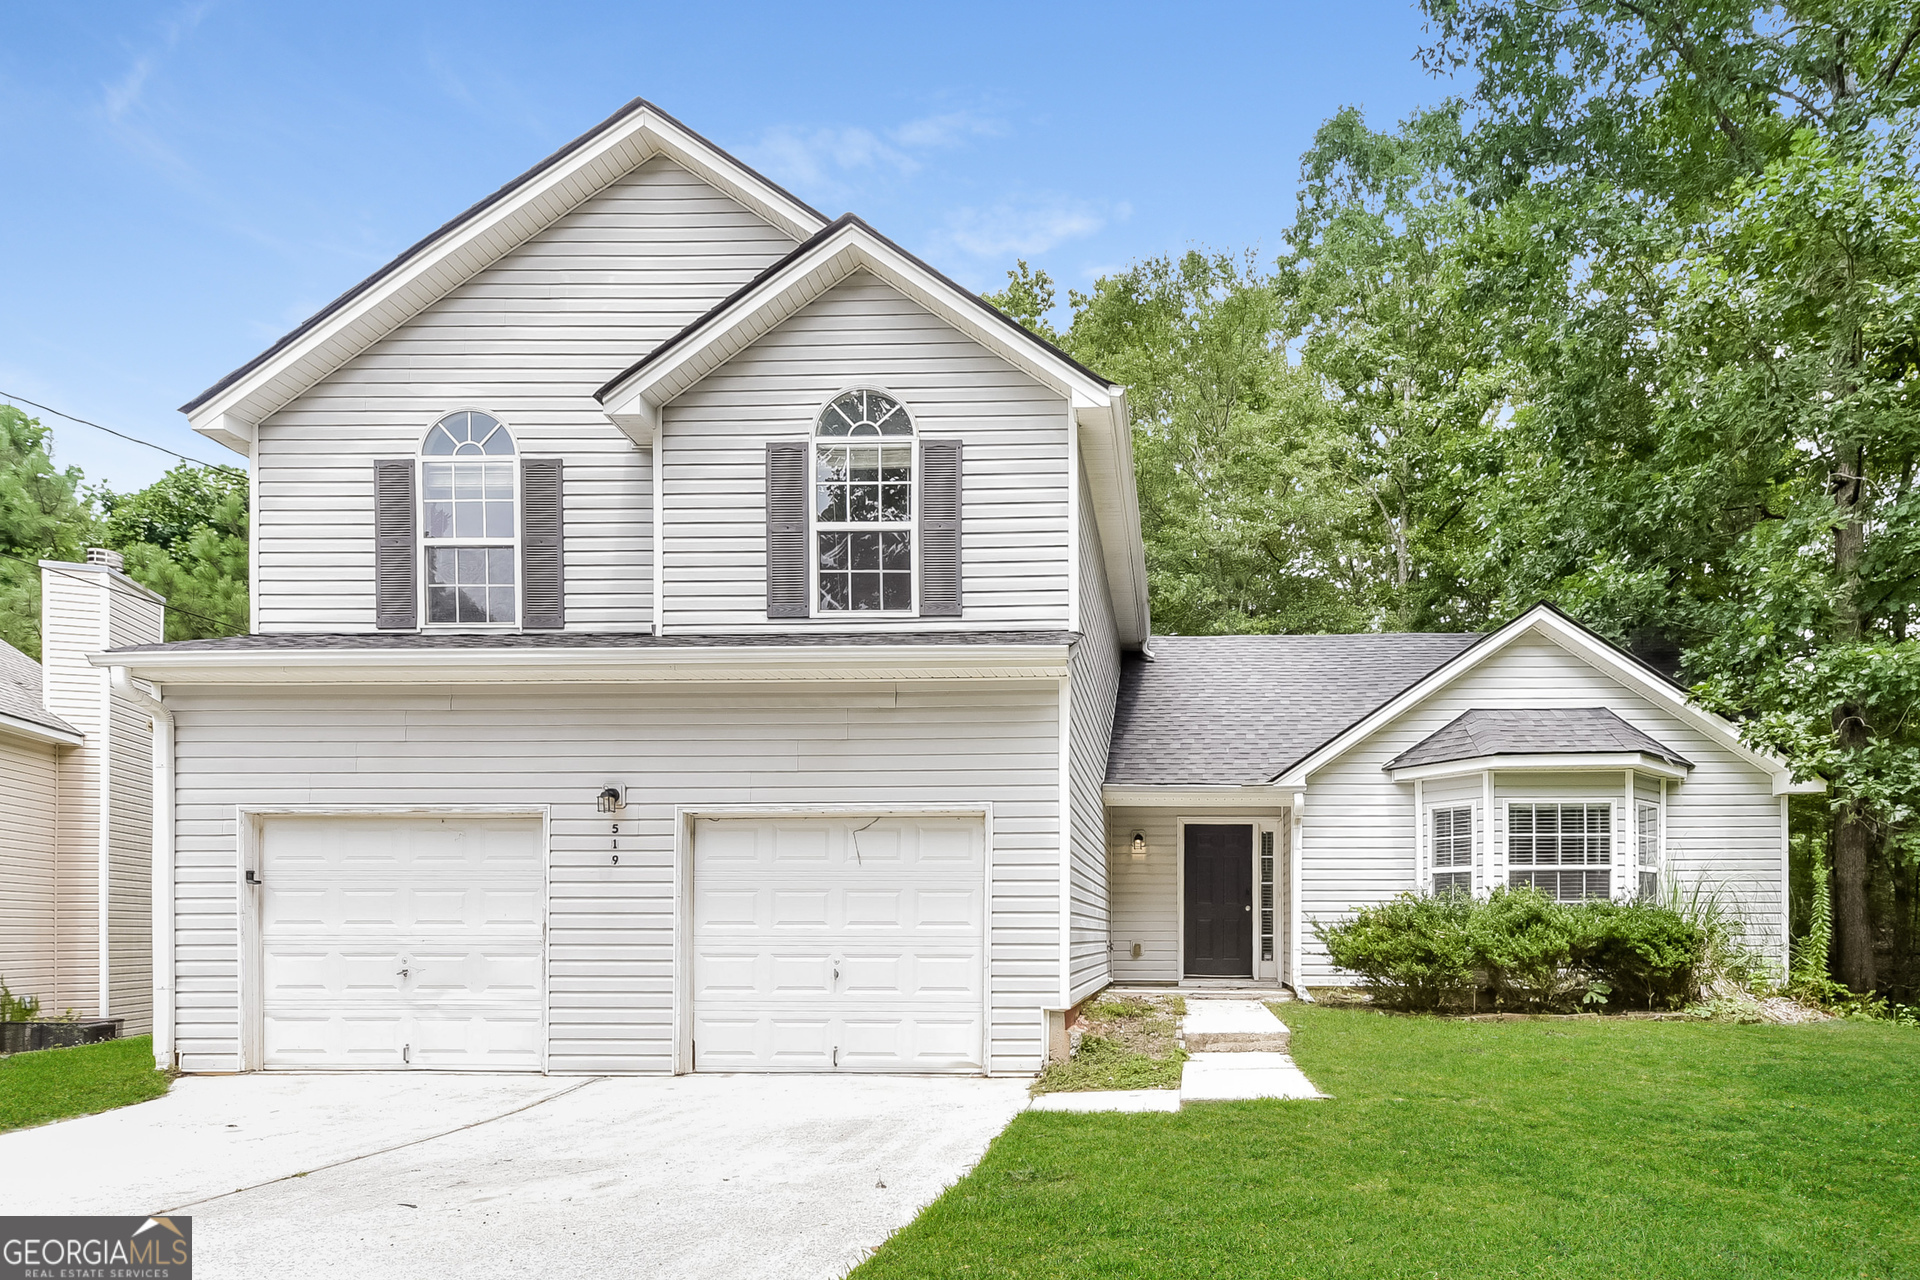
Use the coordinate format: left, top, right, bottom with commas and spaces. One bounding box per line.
1031, 994, 1188, 1095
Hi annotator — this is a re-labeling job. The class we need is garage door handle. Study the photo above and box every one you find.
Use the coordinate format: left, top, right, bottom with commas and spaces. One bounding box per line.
397, 968, 409, 978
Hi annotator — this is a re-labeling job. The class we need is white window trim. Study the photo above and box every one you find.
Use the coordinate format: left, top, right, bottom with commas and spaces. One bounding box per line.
1426, 802, 1475, 896
418, 410, 520, 631
1500, 797, 1620, 903
1636, 799, 1662, 901
807, 388, 919, 619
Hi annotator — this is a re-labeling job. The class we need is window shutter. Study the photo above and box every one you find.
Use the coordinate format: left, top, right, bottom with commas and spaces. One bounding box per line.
521, 457, 564, 630
765, 441, 808, 618
918, 438, 962, 617
374, 459, 417, 630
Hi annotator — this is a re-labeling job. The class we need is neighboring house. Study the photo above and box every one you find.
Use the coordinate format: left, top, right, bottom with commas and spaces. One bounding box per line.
0, 551, 164, 1030
98, 99, 1815, 1078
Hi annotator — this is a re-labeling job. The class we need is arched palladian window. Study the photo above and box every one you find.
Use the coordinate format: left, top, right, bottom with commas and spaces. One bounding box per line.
420, 411, 517, 624
813, 390, 913, 611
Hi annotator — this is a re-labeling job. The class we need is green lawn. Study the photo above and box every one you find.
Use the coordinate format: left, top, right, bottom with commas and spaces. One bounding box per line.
854, 1006, 1920, 1279
0, 1035, 171, 1133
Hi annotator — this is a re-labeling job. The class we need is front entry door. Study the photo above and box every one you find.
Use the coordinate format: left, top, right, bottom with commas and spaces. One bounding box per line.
1184, 824, 1254, 977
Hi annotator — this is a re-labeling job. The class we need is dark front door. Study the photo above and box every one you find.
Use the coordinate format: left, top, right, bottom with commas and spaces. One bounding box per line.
1184, 824, 1254, 977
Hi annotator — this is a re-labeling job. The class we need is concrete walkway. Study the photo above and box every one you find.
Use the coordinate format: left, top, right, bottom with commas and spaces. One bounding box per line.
1179, 999, 1328, 1102
0, 1072, 1030, 1280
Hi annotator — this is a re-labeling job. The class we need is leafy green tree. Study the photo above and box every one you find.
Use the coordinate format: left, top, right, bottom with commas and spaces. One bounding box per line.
1057, 252, 1383, 634
101, 463, 249, 641
1420, 0, 1920, 990
1278, 105, 1516, 631
0, 405, 99, 659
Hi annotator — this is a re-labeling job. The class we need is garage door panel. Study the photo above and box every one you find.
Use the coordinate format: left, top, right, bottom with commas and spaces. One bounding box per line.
260, 815, 545, 1071
692, 816, 985, 1074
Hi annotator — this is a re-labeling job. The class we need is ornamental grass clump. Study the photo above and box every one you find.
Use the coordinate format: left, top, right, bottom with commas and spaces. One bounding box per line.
1318, 887, 1713, 1012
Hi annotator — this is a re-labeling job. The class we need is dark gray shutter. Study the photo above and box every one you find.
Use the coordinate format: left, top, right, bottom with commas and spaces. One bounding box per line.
918, 438, 962, 617
766, 441, 809, 618
374, 459, 417, 630
521, 457, 564, 630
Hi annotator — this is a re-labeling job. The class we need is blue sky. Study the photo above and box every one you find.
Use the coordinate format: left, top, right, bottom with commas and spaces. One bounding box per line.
0, 1, 1457, 490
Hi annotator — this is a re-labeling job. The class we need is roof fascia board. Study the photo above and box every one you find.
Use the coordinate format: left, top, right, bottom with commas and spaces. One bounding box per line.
1273, 605, 1805, 789
1075, 388, 1150, 646
91, 641, 1071, 686
185, 105, 825, 441
1385, 752, 1692, 783
0, 709, 84, 746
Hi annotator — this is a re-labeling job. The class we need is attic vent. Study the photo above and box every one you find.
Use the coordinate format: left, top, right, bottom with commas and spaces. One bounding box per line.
86, 547, 125, 571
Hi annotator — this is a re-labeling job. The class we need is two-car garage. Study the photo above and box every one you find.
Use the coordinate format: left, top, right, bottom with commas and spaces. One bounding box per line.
253, 811, 987, 1075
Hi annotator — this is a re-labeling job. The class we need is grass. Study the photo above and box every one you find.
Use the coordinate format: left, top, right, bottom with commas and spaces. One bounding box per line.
853, 1005, 1920, 1279
0, 1035, 171, 1133
1032, 995, 1187, 1095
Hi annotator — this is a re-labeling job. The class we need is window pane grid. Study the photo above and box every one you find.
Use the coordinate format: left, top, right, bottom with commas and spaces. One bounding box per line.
427, 547, 516, 624
1432, 806, 1473, 869
1507, 804, 1613, 902
814, 391, 914, 613
1259, 830, 1275, 962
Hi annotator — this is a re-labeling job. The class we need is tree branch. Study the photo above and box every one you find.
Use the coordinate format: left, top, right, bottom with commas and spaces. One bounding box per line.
1883, 11, 1920, 87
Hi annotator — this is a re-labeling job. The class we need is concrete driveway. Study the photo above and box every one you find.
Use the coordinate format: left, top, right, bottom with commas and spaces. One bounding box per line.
0, 1072, 1030, 1279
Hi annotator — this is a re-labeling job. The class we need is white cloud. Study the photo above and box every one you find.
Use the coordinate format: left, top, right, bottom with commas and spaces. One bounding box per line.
939, 198, 1108, 258
737, 109, 1004, 199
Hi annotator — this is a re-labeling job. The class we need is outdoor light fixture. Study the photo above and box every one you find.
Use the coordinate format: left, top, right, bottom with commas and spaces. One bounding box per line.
596, 786, 624, 814
1130, 832, 1147, 859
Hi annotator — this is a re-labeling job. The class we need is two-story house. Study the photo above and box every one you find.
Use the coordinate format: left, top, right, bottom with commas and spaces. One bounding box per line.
101, 100, 1816, 1077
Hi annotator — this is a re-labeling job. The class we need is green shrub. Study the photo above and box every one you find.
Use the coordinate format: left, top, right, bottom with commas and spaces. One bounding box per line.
0, 979, 41, 1023
1572, 900, 1705, 1009
1316, 892, 1476, 1010
1470, 886, 1583, 1009
1318, 889, 1715, 1013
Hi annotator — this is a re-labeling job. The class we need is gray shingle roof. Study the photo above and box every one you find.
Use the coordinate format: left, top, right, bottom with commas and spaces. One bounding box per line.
1385, 707, 1691, 771
0, 639, 80, 738
1105, 633, 1482, 787
106, 629, 1076, 656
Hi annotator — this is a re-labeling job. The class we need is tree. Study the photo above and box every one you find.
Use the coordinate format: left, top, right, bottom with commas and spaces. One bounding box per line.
100, 463, 249, 641
1278, 105, 1516, 631
1419, 0, 1920, 990
1055, 252, 1384, 634
0, 404, 99, 659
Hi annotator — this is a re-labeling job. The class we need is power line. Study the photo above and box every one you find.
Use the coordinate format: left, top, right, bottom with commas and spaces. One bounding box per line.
0, 547, 245, 635
0, 391, 247, 478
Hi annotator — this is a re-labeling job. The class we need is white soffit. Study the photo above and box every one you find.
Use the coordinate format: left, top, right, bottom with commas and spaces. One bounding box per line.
181, 100, 826, 452
1272, 603, 1822, 795
89, 642, 1072, 686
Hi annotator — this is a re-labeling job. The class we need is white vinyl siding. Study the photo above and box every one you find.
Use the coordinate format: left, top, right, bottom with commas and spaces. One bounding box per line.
38, 566, 162, 1030
1066, 466, 1121, 1003
1300, 634, 1787, 985
251, 157, 799, 633
162, 680, 1062, 1076
0, 733, 60, 1008
660, 271, 1071, 632
1105, 805, 1290, 984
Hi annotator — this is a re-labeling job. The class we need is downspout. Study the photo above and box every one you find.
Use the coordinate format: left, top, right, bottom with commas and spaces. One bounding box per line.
111, 668, 174, 1070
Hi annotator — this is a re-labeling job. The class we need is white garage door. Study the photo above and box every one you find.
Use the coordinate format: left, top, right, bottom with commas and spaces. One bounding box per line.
259, 814, 545, 1070
691, 815, 986, 1073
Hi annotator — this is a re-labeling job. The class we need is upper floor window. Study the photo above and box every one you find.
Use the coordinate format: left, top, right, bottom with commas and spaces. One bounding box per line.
421, 411, 516, 624
814, 390, 913, 612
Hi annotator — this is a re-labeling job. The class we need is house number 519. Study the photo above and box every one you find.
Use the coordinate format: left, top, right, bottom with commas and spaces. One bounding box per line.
611, 823, 619, 864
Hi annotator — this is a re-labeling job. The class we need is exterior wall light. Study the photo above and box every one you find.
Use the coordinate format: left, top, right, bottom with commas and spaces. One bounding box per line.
597, 786, 624, 814
1130, 832, 1147, 859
